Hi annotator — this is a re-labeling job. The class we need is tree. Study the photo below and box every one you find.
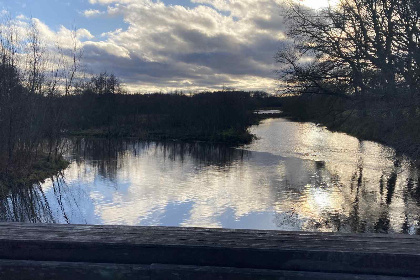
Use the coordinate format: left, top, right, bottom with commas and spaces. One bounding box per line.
26, 19, 45, 95
0, 15, 68, 178
277, 0, 419, 97
84, 72, 122, 95
62, 28, 83, 96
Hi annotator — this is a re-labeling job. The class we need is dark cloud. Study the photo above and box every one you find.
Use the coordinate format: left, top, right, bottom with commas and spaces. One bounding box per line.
177, 52, 269, 76
80, 0, 290, 92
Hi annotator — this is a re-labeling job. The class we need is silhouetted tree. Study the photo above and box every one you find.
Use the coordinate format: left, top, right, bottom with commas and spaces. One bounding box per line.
277, 0, 419, 97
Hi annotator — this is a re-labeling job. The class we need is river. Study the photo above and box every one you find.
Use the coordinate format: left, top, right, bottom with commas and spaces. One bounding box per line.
2, 118, 419, 234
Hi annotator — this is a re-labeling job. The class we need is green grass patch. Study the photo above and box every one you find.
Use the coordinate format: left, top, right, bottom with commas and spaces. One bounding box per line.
1, 155, 70, 187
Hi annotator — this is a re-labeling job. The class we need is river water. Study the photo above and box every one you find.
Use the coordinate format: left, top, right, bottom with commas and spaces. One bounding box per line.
2, 118, 419, 234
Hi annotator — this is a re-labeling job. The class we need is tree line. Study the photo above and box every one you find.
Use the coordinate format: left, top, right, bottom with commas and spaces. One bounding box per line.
62, 89, 261, 143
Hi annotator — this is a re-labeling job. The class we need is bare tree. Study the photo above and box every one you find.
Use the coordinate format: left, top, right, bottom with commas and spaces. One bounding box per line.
277, 0, 419, 97
0, 15, 69, 179
62, 27, 83, 96
26, 19, 45, 95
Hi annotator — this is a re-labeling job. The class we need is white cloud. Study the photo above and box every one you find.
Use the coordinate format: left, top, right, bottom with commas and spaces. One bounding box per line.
16, 14, 28, 20
79, 0, 290, 92
82, 9, 104, 18
2, 1, 292, 92
89, 0, 135, 4
28, 19, 94, 49
84, 41, 130, 58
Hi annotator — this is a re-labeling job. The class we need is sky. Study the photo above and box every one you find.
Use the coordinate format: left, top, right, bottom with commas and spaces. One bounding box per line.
0, 0, 334, 93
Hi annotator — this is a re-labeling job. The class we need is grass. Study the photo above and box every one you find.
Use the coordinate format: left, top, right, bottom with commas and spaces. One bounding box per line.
0, 155, 70, 187
69, 127, 256, 146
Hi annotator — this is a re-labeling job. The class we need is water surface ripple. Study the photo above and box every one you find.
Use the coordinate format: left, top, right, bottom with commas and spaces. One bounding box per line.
2, 118, 419, 234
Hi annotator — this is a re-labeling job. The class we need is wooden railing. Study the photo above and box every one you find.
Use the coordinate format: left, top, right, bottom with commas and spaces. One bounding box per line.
0, 223, 418, 279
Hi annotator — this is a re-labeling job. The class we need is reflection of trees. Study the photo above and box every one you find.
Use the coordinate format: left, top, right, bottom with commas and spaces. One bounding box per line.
0, 183, 54, 223
157, 141, 248, 167
403, 165, 420, 235
0, 138, 250, 223
70, 138, 249, 181
405, 166, 420, 207
71, 138, 126, 181
347, 160, 417, 234
348, 158, 364, 233
272, 154, 420, 235
372, 168, 398, 234
0, 174, 79, 223
0, 137, 418, 234
327, 158, 419, 234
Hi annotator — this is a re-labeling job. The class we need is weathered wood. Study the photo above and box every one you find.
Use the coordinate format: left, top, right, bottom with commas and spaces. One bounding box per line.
0, 261, 417, 280
0, 223, 418, 278
0, 260, 150, 280
150, 264, 420, 280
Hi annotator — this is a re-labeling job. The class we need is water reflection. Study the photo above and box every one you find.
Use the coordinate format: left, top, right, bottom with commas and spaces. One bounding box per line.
0, 119, 419, 234
0, 175, 76, 224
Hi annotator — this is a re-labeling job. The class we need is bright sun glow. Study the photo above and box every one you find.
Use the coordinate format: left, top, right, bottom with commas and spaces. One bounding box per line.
298, 0, 340, 9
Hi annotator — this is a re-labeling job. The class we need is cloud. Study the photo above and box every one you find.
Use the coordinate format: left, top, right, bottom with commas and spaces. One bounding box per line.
82, 9, 104, 18
16, 14, 28, 20
79, 0, 290, 92
89, 0, 135, 4
2, 0, 290, 92
84, 41, 130, 58
29, 18, 94, 49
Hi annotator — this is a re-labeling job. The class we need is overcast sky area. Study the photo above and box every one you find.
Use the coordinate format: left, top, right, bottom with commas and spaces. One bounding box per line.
0, 0, 331, 93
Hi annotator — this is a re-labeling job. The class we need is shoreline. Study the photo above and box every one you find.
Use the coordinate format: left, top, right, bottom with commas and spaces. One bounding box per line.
65, 112, 285, 147
278, 109, 420, 164
66, 129, 256, 147
0, 155, 70, 187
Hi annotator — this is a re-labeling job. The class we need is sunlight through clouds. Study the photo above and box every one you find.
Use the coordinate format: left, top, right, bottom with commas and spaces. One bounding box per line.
1, 0, 314, 92
80, 0, 290, 92
297, 0, 340, 9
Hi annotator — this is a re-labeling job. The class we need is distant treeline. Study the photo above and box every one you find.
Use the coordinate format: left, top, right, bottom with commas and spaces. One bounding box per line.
62, 82, 280, 144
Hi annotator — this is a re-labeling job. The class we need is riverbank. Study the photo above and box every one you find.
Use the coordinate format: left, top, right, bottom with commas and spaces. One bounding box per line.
68, 127, 256, 146
0, 155, 69, 187
280, 95, 420, 161
62, 91, 267, 146
66, 108, 287, 146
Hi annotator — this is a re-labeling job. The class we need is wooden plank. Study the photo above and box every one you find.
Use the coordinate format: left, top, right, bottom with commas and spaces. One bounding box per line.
0, 223, 418, 277
0, 260, 417, 280
0, 260, 150, 280
150, 264, 420, 280
0, 223, 418, 252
